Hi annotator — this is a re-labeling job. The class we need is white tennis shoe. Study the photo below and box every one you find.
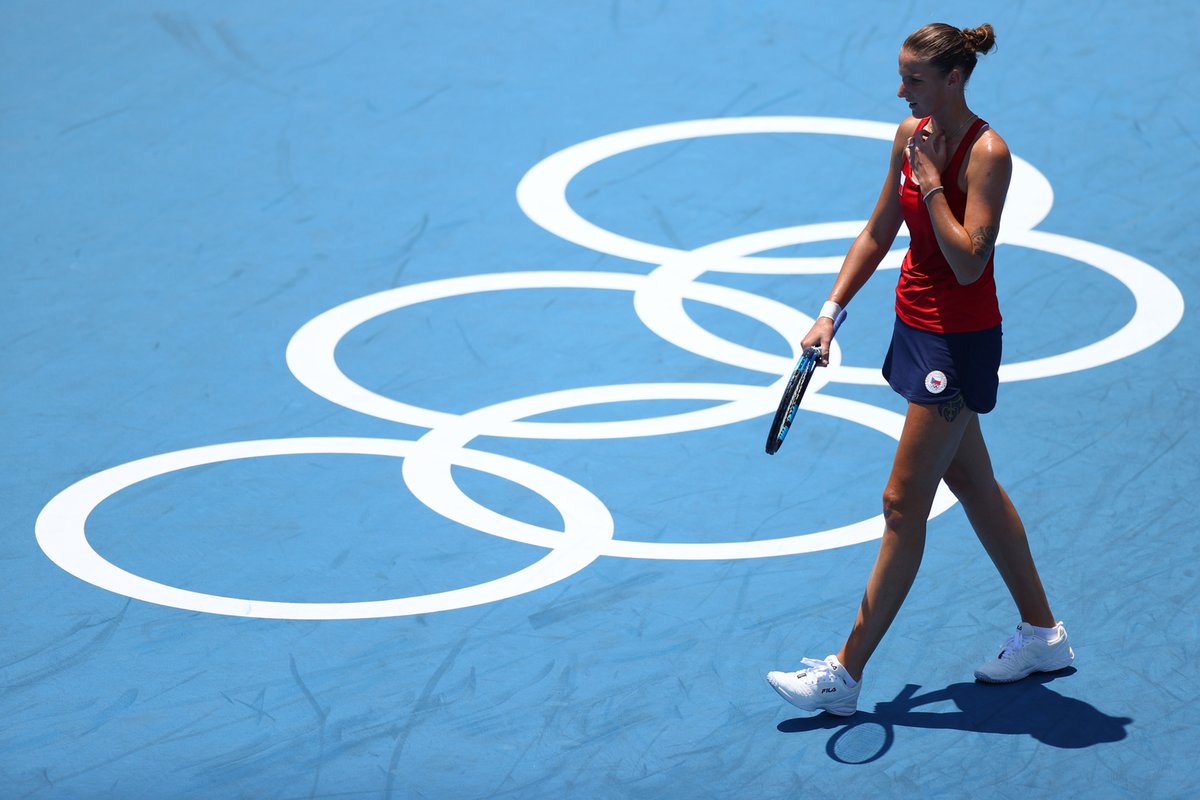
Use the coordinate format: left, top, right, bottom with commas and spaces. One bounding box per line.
767, 655, 860, 716
974, 621, 1074, 683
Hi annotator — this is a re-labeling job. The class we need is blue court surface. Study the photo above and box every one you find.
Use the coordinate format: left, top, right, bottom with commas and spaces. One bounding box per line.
4, 2, 1199, 797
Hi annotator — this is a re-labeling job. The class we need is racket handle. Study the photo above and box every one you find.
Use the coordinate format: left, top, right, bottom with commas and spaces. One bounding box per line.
830, 308, 847, 336
814, 308, 848, 357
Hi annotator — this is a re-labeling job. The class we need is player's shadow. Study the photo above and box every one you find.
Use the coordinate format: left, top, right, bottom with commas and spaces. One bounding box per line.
777, 670, 1132, 764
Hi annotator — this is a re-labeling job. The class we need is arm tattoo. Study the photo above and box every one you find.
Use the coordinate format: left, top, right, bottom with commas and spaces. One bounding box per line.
938, 394, 966, 423
970, 225, 999, 260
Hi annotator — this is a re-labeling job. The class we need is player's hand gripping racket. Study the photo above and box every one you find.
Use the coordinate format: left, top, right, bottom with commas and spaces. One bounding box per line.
764, 309, 847, 455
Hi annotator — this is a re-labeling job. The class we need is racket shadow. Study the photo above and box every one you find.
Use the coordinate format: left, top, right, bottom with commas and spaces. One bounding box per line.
777, 669, 1132, 763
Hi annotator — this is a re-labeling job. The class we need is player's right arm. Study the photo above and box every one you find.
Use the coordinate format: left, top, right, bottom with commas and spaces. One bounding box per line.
804, 117, 920, 362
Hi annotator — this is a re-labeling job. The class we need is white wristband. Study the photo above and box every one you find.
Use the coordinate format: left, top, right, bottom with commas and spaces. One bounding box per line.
818, 300, 843, 321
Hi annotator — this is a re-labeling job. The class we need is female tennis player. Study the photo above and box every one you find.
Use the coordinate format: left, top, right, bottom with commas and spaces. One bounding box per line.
767, 23, 1073, 716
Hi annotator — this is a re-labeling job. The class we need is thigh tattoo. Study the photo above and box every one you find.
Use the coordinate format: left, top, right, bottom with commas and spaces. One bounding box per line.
938, 395, 966, 422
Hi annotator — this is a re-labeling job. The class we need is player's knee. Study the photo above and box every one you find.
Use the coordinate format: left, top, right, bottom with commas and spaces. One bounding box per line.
881, 486, 925, 534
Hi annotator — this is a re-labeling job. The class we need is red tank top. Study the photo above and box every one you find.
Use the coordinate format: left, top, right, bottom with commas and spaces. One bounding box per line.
896, 116, 1001, 333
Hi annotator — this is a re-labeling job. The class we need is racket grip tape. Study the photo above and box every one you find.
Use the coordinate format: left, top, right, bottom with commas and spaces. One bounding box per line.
815, 308, 847, 356
830, 308, 847, 335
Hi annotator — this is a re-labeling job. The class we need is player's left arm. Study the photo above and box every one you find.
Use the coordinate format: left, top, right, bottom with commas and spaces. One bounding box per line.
926, 132, 1012, 285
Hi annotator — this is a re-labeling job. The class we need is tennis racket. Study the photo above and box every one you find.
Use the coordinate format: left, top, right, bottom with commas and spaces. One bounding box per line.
764, 309, 846, 455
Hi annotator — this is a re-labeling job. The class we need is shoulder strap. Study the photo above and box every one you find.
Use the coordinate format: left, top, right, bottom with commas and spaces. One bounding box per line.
946, 118, 989, 176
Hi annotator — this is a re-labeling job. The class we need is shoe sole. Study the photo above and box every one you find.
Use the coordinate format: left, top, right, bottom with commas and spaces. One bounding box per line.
974, 652, 1075, 684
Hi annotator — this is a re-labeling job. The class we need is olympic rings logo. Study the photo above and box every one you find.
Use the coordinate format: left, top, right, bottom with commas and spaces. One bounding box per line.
36, 117, 1184, 620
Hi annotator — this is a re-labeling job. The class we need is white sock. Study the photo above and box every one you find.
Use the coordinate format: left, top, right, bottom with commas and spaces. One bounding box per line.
1028, 623, 1059, 642
829, 656, 859, 687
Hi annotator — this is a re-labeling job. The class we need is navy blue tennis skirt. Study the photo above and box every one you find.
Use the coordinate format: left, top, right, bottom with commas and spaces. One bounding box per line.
882, 317, 1002, 413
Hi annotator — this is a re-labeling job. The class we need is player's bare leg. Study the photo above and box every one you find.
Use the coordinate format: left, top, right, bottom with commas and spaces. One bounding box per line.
836, 397, 974, 681
941, 415, 1055, 627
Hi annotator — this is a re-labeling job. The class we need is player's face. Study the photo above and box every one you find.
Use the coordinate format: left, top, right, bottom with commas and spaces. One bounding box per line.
897, 49, 954, 117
